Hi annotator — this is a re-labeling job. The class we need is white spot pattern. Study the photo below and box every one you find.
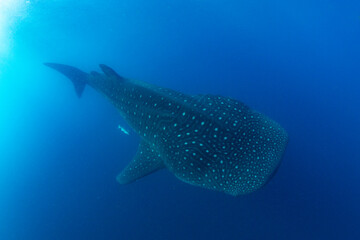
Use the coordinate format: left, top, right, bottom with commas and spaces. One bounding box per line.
88, 67, 288, 196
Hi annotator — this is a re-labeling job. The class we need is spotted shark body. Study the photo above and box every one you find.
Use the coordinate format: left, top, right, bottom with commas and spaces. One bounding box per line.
45, 63, 288, 196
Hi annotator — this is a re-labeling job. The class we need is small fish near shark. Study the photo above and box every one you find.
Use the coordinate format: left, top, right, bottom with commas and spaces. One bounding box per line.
118, 124, 130, 135
44, 63, 288, 196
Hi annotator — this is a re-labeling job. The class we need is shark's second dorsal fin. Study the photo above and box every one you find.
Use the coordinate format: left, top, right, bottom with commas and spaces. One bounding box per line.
99, 64, 125, 80
116, 141, 165, 184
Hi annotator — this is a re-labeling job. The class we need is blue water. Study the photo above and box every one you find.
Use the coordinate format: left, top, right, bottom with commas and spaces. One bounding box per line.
1, 1, 359, 239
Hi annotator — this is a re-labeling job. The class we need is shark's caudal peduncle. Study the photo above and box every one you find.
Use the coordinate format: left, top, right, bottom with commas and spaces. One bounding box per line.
44, 63, 288, 196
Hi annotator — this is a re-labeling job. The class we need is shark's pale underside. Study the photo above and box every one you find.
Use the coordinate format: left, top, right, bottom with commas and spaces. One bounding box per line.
45, 63, 288, 196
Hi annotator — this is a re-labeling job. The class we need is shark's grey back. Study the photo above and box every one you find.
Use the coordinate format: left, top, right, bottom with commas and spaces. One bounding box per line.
157, 94, 288, 195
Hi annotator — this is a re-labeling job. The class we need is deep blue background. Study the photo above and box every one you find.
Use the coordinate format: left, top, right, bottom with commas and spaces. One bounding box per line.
1, 0, 360, 239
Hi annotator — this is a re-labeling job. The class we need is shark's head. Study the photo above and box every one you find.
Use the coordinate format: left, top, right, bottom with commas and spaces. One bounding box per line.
154, 95, 288, 195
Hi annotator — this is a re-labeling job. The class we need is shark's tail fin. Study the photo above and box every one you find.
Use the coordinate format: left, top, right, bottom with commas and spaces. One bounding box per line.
44, 63, 88, 98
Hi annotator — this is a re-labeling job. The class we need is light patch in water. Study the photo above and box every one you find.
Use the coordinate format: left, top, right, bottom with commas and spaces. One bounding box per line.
0, 0, 29, 59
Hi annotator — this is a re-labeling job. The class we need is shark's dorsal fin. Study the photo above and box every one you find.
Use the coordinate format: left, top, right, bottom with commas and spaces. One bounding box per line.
116, 141, 165, 184
99, 64, 125, 80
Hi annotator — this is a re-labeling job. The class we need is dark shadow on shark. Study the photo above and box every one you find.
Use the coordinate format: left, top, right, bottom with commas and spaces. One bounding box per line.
44, 63, 288, 196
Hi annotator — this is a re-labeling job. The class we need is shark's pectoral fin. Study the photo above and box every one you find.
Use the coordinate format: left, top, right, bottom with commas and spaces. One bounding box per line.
116, 141, 165, 184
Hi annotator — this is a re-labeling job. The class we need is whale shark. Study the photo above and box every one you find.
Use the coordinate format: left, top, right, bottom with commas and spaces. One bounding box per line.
44, 63, 288, 196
